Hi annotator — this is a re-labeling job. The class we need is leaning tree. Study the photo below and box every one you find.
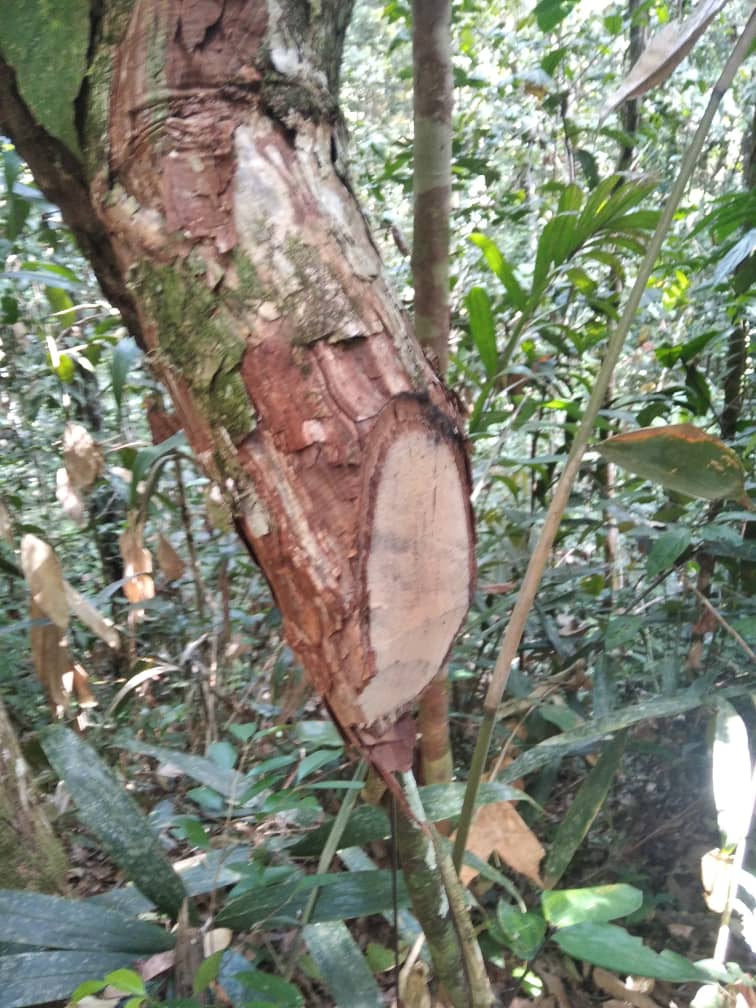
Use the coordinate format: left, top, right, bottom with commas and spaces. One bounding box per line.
0, 2, 490, 1002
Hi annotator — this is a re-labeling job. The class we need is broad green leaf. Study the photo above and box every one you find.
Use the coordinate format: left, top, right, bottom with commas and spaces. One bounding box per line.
0, 269, 80, 292
494, 904, 546, 960
304, 921, 383, 1008
193, 950, 224, 995
542, 884, 642, 928
533, 0, 580, 32
296, 748, 341, 784
42, 726, 187, 918
0, 950, 133, 1008
294, 720, 344, 748
0, 1, 89, 155
552, 922, 715, 982
207, 740, 238, 770
103, 968, 146, 995
217, 871, 409, 929
543, 733, 627, 887
0, 891, 173, 953
597, 424, 747, 502
646, 526, 691, 577
713, 701, 752, 849
466, 287, 498, 378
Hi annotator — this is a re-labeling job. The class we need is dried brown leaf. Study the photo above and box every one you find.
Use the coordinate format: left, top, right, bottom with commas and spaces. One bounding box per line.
64, 582, 120, 649
458, 800, 544, 887
56, 467, 86, 525
63, 422, 104, 490
29, 599, 70, 716
601, 0, 730, 118
119, 514, 155, 604
157, 532, 186, 581
71, 662, 98, 708
21, 534, 69, 630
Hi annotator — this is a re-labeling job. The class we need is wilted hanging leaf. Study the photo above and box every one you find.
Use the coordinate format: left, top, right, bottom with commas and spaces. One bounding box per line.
458, 801, 544, 887
21, 534, 69, 630
70, 662, 97, 708
601, 0, 730, 118
597, 423, 747, 503
119, 514, 154, 605
29, 599, 71, 716
63, 422, 104, 491
56, 467, 86, 526
157, 533, 186, 582
0, 499, 13, 544
64, 582, 120, 649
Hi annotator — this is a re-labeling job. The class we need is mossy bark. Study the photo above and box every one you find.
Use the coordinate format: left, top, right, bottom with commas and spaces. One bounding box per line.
0, 699, 68, 893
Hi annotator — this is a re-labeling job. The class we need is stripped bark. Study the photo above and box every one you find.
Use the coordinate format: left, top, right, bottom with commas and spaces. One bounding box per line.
0, 1, 475, 774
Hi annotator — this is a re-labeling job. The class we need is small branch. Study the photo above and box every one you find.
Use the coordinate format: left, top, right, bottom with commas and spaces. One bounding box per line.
684, 579, 756, 664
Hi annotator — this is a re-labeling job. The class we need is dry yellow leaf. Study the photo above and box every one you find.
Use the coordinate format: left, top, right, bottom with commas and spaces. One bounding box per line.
64, 582, 120, 649
63, 422, 104, 491
458, 801, 544, 887
20, 534, 69, 630
29, 599, 70, 716
157, 533, 186, 582
120, 514, 155, 604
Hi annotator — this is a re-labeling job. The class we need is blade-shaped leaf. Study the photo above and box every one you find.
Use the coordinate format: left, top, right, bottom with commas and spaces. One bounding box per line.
469, 233, 527, 311
217, 871, 409, 929
304, 921, 383, 1008
601, 0, 730, 117
0, 950, 134, 1008
543, 732, 627, 887
121, 738, 243, 799
597, 423, 747, 502
552, 922, 717, 982
41, 725, 187, 918
466, 287, 498, 378
0, 891, 173, 953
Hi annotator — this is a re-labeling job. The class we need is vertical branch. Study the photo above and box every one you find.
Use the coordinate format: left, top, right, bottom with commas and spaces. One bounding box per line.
412, 0, 455, 789
411, 0, 453, 374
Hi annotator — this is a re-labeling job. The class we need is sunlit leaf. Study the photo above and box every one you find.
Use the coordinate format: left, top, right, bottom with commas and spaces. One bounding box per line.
597, 424, 747, 502
466, 287, 498, 378
542, 884, 642, 927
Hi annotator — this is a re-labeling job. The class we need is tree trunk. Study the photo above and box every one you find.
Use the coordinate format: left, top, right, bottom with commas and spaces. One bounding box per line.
0, 2, 475, 771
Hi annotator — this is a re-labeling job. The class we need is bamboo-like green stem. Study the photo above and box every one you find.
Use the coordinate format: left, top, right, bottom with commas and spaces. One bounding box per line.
453, 7, 756, 871
283, 758, 367, 981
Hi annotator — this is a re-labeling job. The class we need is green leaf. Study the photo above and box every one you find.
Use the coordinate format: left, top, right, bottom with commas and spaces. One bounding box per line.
542, 884, 642, 928
0, 891, 174, 953
603, 615, 644, 650
42, 726, 188, 918
304, 921, 383, 1007
0, 0, 89, 155
121, 739, 242, 800
104, 968, 146, 995
174, 817, 211, 850
597, 424, 747, 502
552, 922, 714, 982
235, 969, 304, 1006
193, 949, 224, 995
645, 526, 692, 578
217, 871, 409, 929
494, 904, 546, 960
0, 950, 134, 1008
465, 287, 498, 378
542, 733, 627, 887
533, 0, 579, 32
469, 233, 527, 311
293, 720, 344, 748
296, 748, 340, 784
